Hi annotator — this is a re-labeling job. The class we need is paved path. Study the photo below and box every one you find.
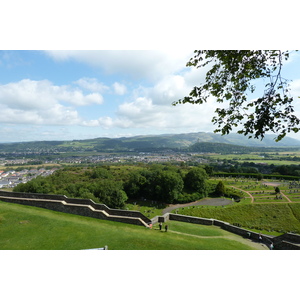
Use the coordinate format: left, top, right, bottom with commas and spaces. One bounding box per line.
162, 198, 233, 215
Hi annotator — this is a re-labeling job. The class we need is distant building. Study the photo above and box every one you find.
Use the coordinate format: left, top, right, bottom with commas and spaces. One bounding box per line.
0, 179, 11, 188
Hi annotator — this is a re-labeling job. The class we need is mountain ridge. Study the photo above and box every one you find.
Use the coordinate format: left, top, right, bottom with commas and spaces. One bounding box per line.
0, 132, 299, 152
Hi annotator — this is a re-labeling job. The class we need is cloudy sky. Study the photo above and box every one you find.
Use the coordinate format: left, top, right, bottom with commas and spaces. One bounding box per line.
0, 50, 300, 143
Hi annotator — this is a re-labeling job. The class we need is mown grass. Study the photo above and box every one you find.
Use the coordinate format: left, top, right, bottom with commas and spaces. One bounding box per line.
162, 221, 226, 237
0, 201, 259, 250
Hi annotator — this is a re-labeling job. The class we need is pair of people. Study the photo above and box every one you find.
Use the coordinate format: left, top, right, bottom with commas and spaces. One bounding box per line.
149, 222, 168, 231
159, 222, 168, 232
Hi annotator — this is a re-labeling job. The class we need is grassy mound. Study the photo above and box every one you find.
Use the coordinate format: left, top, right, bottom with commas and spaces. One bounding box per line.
0, 201, 261, 250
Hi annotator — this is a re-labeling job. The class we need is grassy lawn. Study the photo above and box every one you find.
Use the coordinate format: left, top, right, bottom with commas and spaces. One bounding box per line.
161, 221, 226, 237
0, 201, 261, 250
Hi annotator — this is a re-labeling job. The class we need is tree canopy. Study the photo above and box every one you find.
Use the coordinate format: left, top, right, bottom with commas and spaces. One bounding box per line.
174, 50, 300, 141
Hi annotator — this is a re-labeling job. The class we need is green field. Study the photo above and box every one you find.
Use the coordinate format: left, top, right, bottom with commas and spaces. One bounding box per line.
206, 151, 300, 165
0, 201, 264, 250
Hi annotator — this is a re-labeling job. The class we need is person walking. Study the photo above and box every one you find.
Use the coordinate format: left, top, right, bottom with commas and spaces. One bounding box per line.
159, 222, 162, 230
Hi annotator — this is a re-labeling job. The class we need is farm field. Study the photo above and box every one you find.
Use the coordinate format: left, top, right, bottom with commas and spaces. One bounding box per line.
205, 151, 300, 165
0, 201, 264, 250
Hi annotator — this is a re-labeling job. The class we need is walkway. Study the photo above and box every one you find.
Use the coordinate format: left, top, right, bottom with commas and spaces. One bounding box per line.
162, 198, 233, 214
230, 186, 254, 203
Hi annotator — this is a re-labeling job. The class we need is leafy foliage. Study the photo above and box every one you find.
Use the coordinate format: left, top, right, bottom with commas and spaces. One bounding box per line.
174, 50, 300, 141
92, 180, 128, 209
124, 166, 185, 203
184, 167, 208, 198
215, 181, 225, 196
13, 165, 209, 206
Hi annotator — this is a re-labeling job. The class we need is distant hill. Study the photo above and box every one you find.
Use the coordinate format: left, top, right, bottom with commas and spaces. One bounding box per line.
0, 132, 300, 153
102, 132, 300, 150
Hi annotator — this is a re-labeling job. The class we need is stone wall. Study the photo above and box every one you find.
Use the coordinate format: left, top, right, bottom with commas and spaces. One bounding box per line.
2, 190, 300, 249
169, 214, 213, 225
275, 241, 300, 250
166, 213, 300, 250
0, 190, 151, 227
283, 233, 300, 244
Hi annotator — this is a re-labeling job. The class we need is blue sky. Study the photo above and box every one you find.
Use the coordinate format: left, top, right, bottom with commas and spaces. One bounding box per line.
0, 50, 300, 143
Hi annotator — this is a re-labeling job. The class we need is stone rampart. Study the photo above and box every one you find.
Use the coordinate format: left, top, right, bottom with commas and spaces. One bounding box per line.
0, 190, 151, 227
2, 190, 300, 249
274, 241, 300, 250
283, 233, 300, 244
166, 213, 300, 250
169, 214, 213, 225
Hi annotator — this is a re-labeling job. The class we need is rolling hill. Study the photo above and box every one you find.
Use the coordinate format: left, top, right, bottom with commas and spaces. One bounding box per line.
0, 132, 300, 153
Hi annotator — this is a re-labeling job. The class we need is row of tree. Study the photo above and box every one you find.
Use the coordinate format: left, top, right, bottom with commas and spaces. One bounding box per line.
210, 160, 300, 177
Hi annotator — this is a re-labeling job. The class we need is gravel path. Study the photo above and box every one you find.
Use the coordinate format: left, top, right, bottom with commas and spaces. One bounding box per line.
162, 198, 233, 214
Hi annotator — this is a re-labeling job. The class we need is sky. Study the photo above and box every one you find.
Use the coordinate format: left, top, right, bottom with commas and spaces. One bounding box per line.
1, 1, 300, 144
1, 49, 300, 143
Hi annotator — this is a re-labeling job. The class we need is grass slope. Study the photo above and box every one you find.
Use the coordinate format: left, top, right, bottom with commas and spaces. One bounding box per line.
0, 201, 261, 250
177, 203, 300, 233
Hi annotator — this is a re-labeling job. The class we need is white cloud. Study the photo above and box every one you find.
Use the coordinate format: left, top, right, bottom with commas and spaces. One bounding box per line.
148, 74, 190, 105
289, 79, 300, 116
74, 77, 109, 92
113, 82, 127, 95
44, 50, 193, 82
78, 62, 223, 132
290, 78, 300, 96
0, 79, 106, 126
84, 94, 224, 133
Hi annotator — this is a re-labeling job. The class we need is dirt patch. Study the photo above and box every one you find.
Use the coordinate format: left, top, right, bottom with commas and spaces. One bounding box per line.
263, 182, 281, 187
19, 220, 30, 224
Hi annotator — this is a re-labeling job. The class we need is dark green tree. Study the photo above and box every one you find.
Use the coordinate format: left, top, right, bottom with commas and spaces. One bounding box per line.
124, 168, 184, 203
93, 180, 128, 209
154, 171, 184, 203
124, 171, 147, 198
215, 181, 225, 197
174, 50, 299, 141
184, 167, 208, 197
